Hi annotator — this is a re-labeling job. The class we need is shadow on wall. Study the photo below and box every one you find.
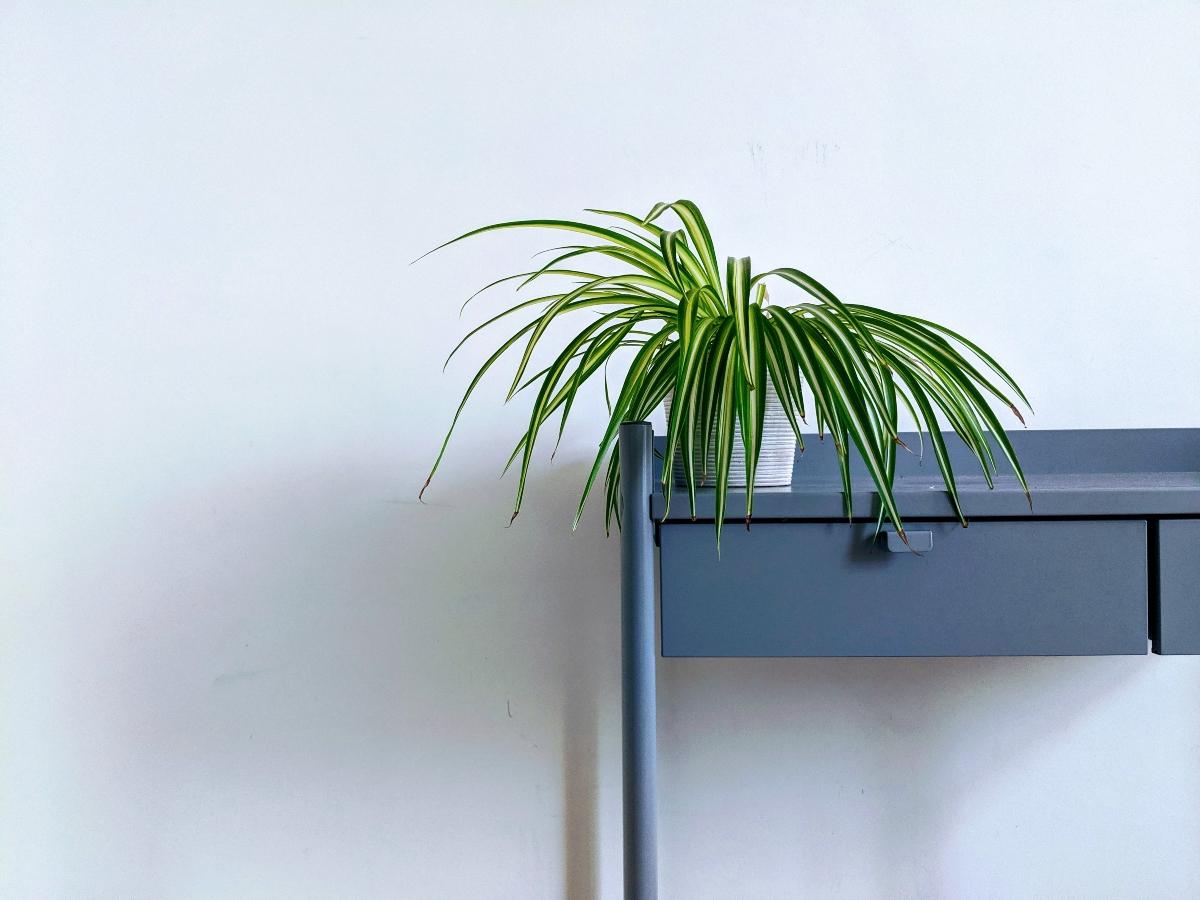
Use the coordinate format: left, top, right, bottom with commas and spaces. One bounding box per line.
95, 454, 619, 897
90, 449, 1158, 896
562, 656, 600, 899
658, 651, 1150, 896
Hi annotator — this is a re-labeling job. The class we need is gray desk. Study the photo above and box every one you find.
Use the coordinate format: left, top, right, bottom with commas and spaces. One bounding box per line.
617, 424, 1200, 898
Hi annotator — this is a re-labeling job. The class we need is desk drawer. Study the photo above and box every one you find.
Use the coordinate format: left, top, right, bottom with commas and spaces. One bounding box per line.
659, 520, 1147, 657
1155, 520, 1200, 654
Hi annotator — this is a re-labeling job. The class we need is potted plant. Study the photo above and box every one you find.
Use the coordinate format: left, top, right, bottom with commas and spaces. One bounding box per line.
418, 200, 1030, 548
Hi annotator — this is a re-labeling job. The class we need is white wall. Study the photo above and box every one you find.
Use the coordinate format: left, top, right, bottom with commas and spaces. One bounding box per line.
3, 2, 1199, 898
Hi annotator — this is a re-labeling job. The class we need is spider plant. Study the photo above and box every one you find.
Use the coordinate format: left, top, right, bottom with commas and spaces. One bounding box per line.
417, 200, 1030, 548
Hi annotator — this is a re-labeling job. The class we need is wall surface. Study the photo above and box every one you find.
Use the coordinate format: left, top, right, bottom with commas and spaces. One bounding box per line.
3, 3, 1199, 898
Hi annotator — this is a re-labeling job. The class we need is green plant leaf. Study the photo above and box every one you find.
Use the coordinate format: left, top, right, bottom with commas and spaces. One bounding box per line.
642, 199, 723, 298
505, 276, 675, 400
739, 305, 769, 522
414, 217, 671, 280
572, 325, 676, 529
661, 313, 719, 519
727, 256, 756, 387
711, 347, 738, 552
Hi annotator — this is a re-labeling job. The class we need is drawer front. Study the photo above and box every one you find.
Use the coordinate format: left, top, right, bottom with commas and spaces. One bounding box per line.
1155, 520, 1200, 654
660, 520, 1147, 657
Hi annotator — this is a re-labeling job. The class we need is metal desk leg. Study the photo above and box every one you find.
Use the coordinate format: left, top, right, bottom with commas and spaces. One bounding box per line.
619, 421, 657, 899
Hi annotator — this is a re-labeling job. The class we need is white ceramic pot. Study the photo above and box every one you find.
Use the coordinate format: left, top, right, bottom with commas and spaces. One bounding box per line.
662, 381, 797, 488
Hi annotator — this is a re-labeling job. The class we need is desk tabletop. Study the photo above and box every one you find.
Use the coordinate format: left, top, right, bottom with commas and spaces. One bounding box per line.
650, 428, 1200, 521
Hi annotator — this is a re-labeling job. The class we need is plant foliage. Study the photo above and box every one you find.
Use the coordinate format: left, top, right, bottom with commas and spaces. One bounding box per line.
418, 200, 1030, 548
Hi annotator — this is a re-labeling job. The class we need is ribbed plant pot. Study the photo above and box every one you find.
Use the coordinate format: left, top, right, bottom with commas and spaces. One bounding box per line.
663, 382, 797, 488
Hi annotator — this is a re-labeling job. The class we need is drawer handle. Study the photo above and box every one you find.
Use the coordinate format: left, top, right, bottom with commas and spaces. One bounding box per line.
885, 530, 933, 553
